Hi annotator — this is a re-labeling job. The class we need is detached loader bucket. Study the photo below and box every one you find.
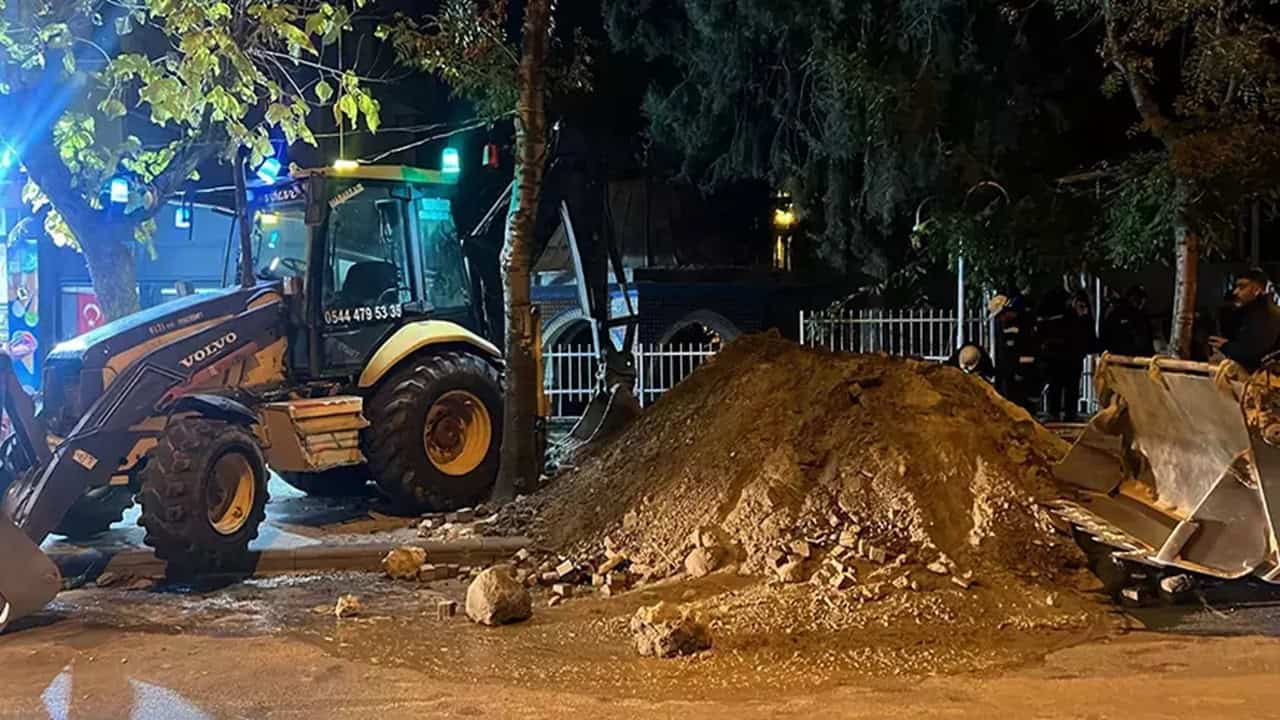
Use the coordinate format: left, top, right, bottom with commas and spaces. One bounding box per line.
1050, 355, 1280, 581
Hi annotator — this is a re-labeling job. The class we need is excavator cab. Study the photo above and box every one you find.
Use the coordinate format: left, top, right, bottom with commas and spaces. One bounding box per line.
239, 165, 487, 379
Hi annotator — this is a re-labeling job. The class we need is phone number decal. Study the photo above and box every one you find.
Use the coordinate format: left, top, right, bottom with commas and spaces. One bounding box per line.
324, 304, 403, 325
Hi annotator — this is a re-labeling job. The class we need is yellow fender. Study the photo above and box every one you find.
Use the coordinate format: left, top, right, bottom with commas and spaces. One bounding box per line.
358, 320, 501, 388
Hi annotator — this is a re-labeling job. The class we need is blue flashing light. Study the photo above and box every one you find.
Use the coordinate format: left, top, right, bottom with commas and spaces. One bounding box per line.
0, 146, 13, 170
256, 157, 282, 184
174, 205, 192, 229
109, 177, 129, 204
442, 147, 461, 175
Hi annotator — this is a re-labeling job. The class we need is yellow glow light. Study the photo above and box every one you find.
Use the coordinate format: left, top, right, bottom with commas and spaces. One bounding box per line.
333, 159, 359, 171
773, 208, 796, 230
258, 212, 280, 226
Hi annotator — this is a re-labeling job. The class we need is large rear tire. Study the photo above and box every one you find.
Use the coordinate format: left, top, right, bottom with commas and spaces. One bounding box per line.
279, 467, 371, 497
138, 417, 269, 577
365, 352, 502, 514
54, 486, 134, 540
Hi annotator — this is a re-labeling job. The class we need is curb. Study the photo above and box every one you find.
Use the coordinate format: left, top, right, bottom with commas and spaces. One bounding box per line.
49, 536, 531, 584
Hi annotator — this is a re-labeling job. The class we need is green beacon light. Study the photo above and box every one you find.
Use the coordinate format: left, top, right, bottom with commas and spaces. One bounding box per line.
442, 147, 461, 175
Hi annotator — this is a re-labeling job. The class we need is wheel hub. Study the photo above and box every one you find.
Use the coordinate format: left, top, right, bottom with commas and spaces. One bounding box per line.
424, 390, 493, 477
207, 451, 256, 536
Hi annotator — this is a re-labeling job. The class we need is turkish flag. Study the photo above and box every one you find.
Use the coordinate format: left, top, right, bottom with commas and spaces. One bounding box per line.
77, 293, 104, 335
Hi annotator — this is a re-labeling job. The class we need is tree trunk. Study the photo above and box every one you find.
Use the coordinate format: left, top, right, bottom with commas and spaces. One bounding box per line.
1169, 189, 1199, 359
491, 0, 552, 504
74, 224, 141, 321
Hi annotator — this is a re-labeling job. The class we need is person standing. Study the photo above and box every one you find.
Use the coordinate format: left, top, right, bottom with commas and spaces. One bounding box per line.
1209, 268, 1280, 371
1102, 285, 1155, 357
1043, 290, 1099, 422
989, 293, 1038, 412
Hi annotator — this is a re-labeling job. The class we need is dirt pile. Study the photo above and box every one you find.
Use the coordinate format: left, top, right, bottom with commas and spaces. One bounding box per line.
503, 333, 1109, 647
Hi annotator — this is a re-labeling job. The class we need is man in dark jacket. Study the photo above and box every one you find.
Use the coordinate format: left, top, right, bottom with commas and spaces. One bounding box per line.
1102, 285, 1155, 357
989, 293, 1038, 411
1210, 268, 1280, 371
1041, 290, 1100, 421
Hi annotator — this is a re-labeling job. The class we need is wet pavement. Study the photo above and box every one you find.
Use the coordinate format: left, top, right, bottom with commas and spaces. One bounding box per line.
1129, 580, 1280, 637
41, 475, 416, 558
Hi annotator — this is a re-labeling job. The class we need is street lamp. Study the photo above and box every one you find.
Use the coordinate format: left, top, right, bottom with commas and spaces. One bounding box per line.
772, 193, 796, 271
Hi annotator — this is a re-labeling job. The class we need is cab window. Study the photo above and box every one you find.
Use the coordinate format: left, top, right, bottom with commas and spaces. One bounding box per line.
323, 186, 415, 317
416, 197, 469, 310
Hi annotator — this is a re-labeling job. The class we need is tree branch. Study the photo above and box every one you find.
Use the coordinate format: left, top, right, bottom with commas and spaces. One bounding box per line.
1102, 0, 1175, 143
139, 133, 226, 224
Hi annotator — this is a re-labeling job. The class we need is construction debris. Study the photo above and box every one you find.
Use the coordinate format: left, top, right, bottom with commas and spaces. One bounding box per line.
555, 560, 578, 580
334, 594, 362, 619
630, 602, 712, 658
465, 566, 533, 626
776, 560, 806, 584
448, 508, 477, 524
436, 600, 458, 620
496, 333, 1107, 642
684, 546, 723, 578
382, 546, 427, 581
418, 564, 460, 583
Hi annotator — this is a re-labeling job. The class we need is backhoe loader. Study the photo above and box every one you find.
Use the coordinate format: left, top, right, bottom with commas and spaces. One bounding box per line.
1051, 353, 1280, 587
0, 149, 639, 630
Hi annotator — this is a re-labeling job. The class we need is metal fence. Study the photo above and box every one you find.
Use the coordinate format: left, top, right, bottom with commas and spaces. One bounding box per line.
799, 307, 1099, 416
543, 309, 1101, 421
799, 308, 992, 361
543, 343, 719, 420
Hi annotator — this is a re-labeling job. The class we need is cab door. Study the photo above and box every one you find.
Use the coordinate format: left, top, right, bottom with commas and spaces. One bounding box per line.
315, 182, 422, 376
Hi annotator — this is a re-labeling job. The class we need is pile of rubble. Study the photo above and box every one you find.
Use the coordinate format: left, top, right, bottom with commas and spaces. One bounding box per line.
495, 333, 1108, 638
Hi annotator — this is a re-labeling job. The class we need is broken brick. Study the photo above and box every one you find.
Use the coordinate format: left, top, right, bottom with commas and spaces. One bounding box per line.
436, 600, 457, 620
789, 540, 812, 559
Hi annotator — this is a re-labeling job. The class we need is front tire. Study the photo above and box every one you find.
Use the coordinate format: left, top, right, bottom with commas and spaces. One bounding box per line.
138, 417, 269, 577
365, 352, 502, 513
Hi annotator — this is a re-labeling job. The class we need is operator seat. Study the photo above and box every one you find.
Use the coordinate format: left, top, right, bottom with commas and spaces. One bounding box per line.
338, 261, 398, 306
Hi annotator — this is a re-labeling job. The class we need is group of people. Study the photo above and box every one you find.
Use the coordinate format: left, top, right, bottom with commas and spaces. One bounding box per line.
945, 268, 1280, 422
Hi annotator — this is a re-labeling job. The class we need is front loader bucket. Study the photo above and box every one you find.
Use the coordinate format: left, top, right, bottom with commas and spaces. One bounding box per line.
0, 515, 62, 633
1050, 355, 1280, 581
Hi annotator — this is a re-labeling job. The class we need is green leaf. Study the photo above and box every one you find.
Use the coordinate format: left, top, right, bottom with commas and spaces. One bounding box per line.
61, 52, 75, 75
265, 102, 291, 126
358, 94, 380, 132
336, 94, 357, 126
115, 15, 133, 36
314, 79, 333, 102
99, 98, 128, 119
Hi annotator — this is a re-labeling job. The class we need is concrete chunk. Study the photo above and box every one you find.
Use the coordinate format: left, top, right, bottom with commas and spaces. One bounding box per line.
465, 566, 532, 626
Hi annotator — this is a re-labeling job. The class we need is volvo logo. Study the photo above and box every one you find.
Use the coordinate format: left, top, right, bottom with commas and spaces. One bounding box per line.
180, 332, 238, 369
